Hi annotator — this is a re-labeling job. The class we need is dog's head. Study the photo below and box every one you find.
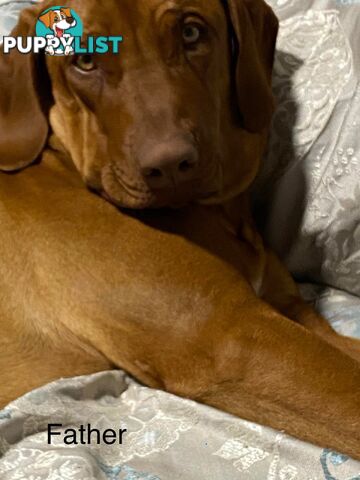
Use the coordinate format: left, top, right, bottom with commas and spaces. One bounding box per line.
39, 8, 76, 36
0, 0, 278, 209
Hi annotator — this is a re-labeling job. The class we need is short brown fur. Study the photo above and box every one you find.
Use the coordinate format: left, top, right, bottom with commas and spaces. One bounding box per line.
0, 0, 359, 460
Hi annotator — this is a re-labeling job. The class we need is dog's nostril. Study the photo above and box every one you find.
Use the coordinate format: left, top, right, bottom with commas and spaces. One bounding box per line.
178, 160, 195, 173
145, 168, 163, 178
139, 142, 199, 186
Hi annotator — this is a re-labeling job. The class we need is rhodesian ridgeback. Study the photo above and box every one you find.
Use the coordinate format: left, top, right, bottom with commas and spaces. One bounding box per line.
1, 0, 360, 459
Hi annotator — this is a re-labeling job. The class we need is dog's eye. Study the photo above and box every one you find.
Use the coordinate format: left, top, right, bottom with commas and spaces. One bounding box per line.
182, 24, 201, 45
75, 55, 96, 72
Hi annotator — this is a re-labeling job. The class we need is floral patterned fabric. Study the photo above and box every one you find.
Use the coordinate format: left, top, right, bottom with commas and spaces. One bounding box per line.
1, 371, 360, 480
0, 1, 35, 40
258, 0, 360, 300
1, 0, 360, 478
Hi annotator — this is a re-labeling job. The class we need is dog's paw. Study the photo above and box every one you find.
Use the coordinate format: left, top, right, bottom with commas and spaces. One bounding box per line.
46, 46, 55, 56
64, 46, 74, 56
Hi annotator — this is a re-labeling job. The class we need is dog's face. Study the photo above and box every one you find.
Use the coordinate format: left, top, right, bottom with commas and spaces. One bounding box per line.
0, 0, 278, 209
39, 8, 76, 37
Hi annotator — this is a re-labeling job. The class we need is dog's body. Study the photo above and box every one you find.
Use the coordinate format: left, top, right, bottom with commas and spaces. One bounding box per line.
2, 152, 360, 458
1, 0, 360, 460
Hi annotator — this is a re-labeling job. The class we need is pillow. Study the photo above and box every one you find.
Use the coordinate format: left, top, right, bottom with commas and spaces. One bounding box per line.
257, 0, 360, 298
0, 0, 35, 41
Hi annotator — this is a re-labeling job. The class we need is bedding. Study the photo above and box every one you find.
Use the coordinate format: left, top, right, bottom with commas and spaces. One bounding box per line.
1, 0, 360, 478
258, 0, 360, 299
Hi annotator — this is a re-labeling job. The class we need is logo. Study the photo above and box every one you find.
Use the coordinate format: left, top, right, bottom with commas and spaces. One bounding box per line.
36, 6, 82, 56
3, 6, 123, 56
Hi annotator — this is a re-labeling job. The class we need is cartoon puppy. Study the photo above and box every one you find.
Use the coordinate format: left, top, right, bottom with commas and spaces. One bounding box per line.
39, 8, 77, 56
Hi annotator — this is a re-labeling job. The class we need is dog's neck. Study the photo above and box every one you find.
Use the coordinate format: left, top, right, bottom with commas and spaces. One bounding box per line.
47, 134, 77, 172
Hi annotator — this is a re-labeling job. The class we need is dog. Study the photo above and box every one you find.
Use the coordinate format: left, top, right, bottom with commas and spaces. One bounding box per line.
1, 0, 360, 459
39, 7, 76, 55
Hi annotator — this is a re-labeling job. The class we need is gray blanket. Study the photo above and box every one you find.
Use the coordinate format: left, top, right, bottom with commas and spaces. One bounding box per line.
1, 369, 360, 479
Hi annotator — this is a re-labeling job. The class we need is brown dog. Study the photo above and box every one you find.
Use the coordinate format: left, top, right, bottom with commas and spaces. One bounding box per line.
1, 0, 360, 459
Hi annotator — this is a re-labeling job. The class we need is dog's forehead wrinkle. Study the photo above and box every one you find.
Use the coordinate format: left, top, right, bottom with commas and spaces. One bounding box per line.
69, 0, 223, 33
75, 0, 144, 33
158, 0, 225, 20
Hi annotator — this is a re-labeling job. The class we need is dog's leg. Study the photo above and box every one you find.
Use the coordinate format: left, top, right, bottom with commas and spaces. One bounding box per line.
224, 201, 360, 362
2, 295, 359, 459
65, 290, 360, 460
0, 327, 112, 407
261, 251, 360, 362
157, 301, 360, 461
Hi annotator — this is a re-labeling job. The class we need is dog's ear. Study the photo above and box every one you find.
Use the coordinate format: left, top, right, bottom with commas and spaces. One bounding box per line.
0, 7, 51, 172
38, 10, 54, 29
61, 8, 72, 18
226, 0, 279, 133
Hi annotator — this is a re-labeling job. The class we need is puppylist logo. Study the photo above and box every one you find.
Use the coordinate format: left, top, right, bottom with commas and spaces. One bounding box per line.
3, 6, 123, 56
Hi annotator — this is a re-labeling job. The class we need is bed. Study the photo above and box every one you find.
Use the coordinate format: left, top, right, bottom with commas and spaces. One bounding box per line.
1, 0, 360, 478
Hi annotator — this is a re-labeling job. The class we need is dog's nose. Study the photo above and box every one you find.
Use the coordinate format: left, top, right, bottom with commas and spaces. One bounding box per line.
139, 140, 199, 189
66, 16, 74, 23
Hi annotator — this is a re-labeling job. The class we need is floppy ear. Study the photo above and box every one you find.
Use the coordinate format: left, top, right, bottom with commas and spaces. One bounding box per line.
225, 0, 279, 133
39, 11, 54, 29
0, 7, 51, 172
61, 8, 72, 17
